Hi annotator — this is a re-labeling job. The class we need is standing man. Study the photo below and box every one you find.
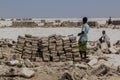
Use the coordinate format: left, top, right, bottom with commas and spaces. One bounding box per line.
78, 17, 90, 59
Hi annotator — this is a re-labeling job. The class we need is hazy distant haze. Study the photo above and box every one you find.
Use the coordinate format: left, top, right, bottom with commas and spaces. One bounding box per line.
0, 0, 119, 18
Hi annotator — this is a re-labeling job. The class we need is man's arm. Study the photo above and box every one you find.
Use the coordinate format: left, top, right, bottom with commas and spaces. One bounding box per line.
78, 24, 86, 36
99, 36, 103, 43
78, 31, 84, 36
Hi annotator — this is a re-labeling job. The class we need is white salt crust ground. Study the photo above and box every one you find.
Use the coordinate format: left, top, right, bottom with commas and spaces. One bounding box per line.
0, 28, 119, 42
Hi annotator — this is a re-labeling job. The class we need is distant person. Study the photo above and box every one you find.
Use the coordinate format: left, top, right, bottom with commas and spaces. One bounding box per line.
99, 30, 110, 48
99, 30, 110, 43
78, 17, 90, 59
108, 17, 112, 25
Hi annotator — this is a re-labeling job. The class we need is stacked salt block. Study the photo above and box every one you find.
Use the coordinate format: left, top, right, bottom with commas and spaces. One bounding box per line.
69, 36, 81, 61
22, 34, 33, 59
15, 34, 40, 61
39, 34, 64, 62
15, 34, 80, 62
55, 35, 65, 62
30, 36, 40, 61
39, 37, 50, 62
22, 34, 40, 60
63, 37, 72, 61
0, 39, 14, 48
49, 34, 60, 62
15, 36, 25, 54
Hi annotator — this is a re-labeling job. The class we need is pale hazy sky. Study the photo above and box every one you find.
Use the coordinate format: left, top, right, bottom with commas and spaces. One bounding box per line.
0, 0, 119, 18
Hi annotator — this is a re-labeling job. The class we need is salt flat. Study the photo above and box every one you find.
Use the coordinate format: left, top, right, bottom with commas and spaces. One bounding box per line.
0, 28, 119, 42
0, 27, 120, 80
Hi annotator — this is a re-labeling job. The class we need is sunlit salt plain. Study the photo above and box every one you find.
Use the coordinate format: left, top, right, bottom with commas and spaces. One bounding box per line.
0, 28, 119, 42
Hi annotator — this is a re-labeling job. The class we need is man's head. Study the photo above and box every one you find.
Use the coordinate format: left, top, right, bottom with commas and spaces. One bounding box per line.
102, 30, 106, 35
83, 17, 88, 24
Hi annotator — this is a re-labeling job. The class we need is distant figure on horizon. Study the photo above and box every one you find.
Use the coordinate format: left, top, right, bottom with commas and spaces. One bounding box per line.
78, 17, 90, 59
108, 17, 112, 25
